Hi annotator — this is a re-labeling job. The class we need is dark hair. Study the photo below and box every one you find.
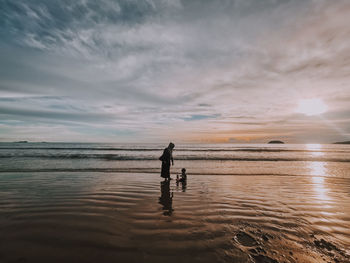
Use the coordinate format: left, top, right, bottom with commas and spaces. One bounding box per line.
182, 168, 186, 172
168, 142, 175, 149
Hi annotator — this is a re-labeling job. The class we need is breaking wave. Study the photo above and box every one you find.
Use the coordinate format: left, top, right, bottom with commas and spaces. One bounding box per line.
0, 153, 349, 162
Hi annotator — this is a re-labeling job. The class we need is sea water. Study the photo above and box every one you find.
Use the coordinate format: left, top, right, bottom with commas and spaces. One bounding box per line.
0, 143, 349, 262
0, 142, 349, 177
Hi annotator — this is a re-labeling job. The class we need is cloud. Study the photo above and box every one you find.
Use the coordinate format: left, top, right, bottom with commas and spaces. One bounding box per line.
0, 0, 349, 142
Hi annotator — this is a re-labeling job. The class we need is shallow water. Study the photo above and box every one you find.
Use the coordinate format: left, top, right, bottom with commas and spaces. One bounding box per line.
1, 143, 349, 262
0, 172, 349, 263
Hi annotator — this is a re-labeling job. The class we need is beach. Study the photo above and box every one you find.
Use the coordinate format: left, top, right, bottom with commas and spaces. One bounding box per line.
2, 0, 350, 261
0, 143, 349, 262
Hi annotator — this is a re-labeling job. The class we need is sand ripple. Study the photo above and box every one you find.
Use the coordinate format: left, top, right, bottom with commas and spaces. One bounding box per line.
0, 172, 349, 263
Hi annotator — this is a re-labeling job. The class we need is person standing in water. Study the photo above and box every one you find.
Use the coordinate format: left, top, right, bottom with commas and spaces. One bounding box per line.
159, 142, 175, 180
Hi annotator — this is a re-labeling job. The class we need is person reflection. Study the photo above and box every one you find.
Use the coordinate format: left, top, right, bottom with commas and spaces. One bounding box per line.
181, 180, 187, 192
176, 178, 187, 192
159, 180, 174, 216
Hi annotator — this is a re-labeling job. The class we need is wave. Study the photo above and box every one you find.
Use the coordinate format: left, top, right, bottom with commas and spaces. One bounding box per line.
0, 147, 349, 153
0, 153, 349, 162
0, 147, 163, 151
0, 167, 329, 176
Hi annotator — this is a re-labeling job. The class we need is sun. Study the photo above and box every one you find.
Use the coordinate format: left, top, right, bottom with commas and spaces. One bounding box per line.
296, 98, 328, 116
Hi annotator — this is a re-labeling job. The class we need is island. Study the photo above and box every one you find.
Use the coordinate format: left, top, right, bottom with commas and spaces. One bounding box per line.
268, 140, 285, 144
333, 141, 350, 144
14, 141, 28, 143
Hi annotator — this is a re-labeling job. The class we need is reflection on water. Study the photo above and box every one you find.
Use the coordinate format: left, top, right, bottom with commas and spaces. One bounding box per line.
159, 180, 174, 216
309, 161, 327, 177
305, 143, 324, 157
0, 172, 350, 262
176, 180, 187, 192
308, 162, 330, 202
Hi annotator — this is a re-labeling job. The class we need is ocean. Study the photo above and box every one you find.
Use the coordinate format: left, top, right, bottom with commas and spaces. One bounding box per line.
1, 142, 350, 176
0, 143, 349, 262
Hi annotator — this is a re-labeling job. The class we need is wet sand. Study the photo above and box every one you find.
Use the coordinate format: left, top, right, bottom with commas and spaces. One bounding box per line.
0, 172, 349, 263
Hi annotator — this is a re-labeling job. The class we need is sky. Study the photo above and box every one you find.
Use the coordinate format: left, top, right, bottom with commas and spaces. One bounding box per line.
0, 0, 349, 143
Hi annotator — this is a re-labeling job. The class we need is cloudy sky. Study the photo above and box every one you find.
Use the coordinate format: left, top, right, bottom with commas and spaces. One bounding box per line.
0, 0, 349, 143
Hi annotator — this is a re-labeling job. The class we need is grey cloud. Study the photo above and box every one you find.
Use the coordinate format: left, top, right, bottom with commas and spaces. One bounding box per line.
0, 0, 160, 40
0, 105, 114, 123
0, 0, 349, 142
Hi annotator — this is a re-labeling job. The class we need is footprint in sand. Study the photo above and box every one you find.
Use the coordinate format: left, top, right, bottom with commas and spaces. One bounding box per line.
251, 254, 279, 263
235, 231, 258, 247
235, 231, 279, 263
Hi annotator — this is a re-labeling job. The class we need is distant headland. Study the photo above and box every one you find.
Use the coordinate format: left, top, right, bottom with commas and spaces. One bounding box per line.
268, 140, 285, 144
14, 141, 28, 143
333, 141, 350, 144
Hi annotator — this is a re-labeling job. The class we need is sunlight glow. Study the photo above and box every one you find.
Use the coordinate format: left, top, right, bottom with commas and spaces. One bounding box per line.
309, 161, 327, 177
306, 144, 324, 157
308, 162, 331, 202
296, 99, 328, 116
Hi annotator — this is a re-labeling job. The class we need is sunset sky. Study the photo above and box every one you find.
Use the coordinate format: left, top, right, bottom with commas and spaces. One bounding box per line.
0, 0, 349, 143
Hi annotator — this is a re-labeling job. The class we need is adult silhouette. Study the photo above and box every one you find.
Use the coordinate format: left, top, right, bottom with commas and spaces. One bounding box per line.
159, 142, 175, 180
